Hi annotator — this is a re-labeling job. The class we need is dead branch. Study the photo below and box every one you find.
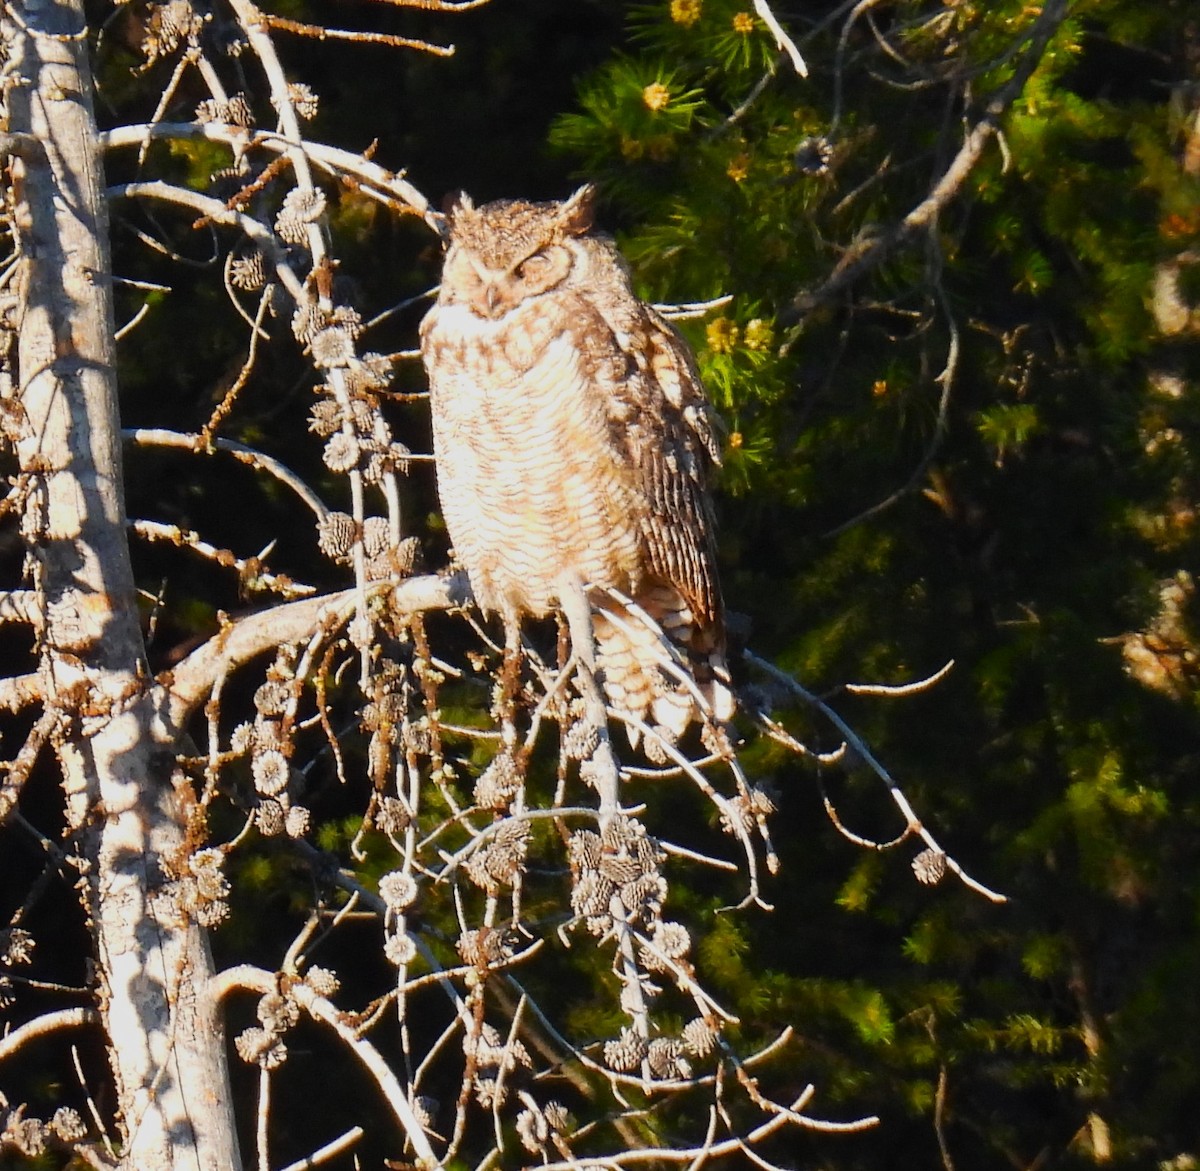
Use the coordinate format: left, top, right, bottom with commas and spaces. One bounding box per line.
130, 519, 316, 599
0, 591, 43, 631
745, 651, 1007, 903
0, 672, 42, 713
212, 964, 441, 1166
162, 572, 468, 726
122, 428, 330, 520
787, 0, 1069, 323
101, 122, 437, 229
0, 1008, 101, 1063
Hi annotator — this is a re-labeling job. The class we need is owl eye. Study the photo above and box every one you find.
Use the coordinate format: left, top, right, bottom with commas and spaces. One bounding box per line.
515, 252, 550, 280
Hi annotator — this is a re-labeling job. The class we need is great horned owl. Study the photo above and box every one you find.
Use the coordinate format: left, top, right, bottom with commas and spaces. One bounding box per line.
420, 185, 733, 741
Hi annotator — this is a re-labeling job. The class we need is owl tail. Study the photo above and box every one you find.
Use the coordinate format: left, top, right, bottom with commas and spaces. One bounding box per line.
592, 586, 734, 753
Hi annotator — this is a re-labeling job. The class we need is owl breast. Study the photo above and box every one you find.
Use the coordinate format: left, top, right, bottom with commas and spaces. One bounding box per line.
421, 293, 647, 620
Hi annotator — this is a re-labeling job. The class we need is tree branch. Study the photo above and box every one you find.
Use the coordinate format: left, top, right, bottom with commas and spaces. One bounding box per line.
0, 1008, 101, 1062
161, 572, 469, 728
787, 0, 1070, 323
213, 965, 441, 1167
101, 123, 439, 231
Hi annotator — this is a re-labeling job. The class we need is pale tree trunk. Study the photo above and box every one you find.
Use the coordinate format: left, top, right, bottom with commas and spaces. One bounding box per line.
6, 1, 241, 1166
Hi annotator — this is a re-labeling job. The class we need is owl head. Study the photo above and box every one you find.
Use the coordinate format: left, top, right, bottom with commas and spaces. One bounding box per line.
438, 185, 598, 320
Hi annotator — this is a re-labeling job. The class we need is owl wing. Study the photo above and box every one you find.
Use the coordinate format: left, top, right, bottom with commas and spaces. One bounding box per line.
609, 306, 725, 641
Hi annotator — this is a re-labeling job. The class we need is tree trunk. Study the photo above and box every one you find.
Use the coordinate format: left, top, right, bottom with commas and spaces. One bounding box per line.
6, 2, 241, 1166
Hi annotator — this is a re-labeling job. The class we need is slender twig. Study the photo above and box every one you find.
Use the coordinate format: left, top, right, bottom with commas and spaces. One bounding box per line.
213, 965, 441, 1166
162, 572, 468, 726
0, 672, 43, 713
844, 659, 955, 696
109, 179, 306, 299
823, 248, 960, 537
752, 0, 807, 76
256, 1067, 271, 1171
102, 122, 437, 229
789, 0, 1070, 323
362, 0, 491, 10
745, 651, 1008, 903
260, 14, 456, 56
201, 282, 273, 440
113, 300, 152, 341
934, 1064, 957, 1171
130, 519, 316, 598
123, 428, 329, 520
277, 1126, 365, 1171
1, 701, 71, 824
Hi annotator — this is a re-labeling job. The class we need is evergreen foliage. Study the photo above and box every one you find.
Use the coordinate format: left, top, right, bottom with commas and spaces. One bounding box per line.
550, 1, 1200, 1166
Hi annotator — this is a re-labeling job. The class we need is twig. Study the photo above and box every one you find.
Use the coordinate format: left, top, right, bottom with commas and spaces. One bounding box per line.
752, 0, 807, 76
745, 651, 1008, 903
113, 300, 152, 341
130, 519, 317, 599
201, 281, 274, 440
817, 773, 915, 851
123, 427, 329, 520
534, 1085, 873, 1170
256, 1067, 271, 1171
162, 573, 467, 726
1, 700, 71, 824
844, 659, 955, 696
830, 0, 888, 135
823, 253, 960, 537
361, 0, 491, 10
214, 965, 441, 1166
102, 122, 437, 230
277, 1126, 364, 1171
109, 179, 306, 300
72, 1043, 116, 1158
260, 14, 456, 57
788, 0, 1070, 323
934, 1063, 956, 1171
0, 671, 43, 713
0, 595, 43, 633
653, 295, 734, 320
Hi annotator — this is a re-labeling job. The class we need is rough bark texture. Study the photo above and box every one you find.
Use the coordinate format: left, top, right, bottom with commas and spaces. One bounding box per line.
7, 2, 241, 1166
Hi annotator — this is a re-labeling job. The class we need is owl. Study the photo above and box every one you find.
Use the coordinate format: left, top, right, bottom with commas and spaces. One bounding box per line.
420, 185, 733, 742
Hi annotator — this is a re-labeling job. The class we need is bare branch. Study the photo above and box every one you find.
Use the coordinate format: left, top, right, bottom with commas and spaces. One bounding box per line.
823, 249, 960, 536
0, 1008, 100, 1062
844, 659, 956, 697
124, 427, 330, 520
260, 14, 456, 56
0, 672, 42, 713
788, 0, 1070, 322
102, 122, 438, 230
751, 0, 807, 77
130, 519, 317, 599
363, 0, 491, 10
213, 965, 441, 1166
109, 180, 306, 299
162, 572, 469, 726
0, 698, 71, 826
745, 651, 1008, 903
277, 1127, 365, 1171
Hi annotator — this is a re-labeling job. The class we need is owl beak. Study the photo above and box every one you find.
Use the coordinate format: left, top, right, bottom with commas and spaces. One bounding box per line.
482, 283, 503, 317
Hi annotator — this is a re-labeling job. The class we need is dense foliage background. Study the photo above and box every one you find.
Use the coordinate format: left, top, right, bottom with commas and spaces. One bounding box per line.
6, 0, 1200, 1167
540, 2, 1200, 1167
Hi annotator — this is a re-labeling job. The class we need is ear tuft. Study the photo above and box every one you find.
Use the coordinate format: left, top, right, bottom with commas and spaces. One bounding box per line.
441, 190, 474, 228
561, 184, 598, 235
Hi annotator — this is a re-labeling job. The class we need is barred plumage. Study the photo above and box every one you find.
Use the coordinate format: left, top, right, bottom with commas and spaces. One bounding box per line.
420, 185, 733, 739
